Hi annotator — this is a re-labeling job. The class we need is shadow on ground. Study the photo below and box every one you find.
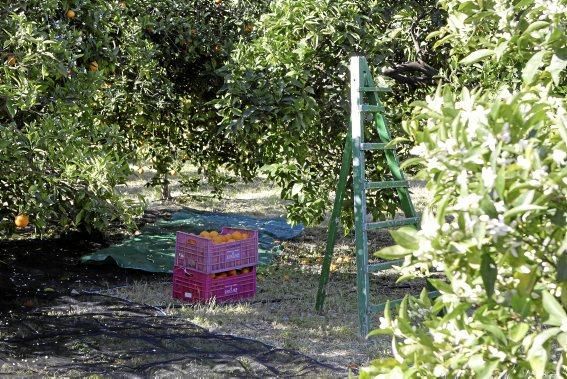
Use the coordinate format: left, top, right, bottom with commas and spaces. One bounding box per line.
0, 294, 343, 377
0, 236, 344, 377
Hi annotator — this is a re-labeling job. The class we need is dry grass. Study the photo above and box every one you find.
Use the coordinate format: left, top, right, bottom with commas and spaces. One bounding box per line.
104, 169, 430, 370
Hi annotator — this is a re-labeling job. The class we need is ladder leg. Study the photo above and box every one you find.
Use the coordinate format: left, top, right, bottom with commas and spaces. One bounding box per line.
351, 57, 371, 337
316, 132, 352, 312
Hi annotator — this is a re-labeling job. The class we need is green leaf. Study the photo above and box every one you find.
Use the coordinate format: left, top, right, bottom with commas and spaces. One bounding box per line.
375, 245, 409, 260
522, 50, 545, 83
367, 328, 392, 337
390, 226, 419, 250
527, 348, 547, 379
522, 20, 550, 35
542, 291, 567, 326
460, 49, 494, 65
5, 100, 16, 118
475, 360, 498, 379
503, 204, 545, 220
509, 323, 530, 343
291, 182, 303, 197
547, 52, 567, 85
527, 327, 560, 379
75, 209, 85, 225
480, 253, 497, 298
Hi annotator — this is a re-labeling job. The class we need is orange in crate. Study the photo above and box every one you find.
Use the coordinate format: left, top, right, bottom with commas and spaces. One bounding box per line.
175, 227, 258, 274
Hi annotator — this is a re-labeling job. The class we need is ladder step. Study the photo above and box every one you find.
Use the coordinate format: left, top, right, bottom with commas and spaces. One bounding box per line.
365, 180, 409, 190
368, 259, 403, 272
365, 217, 420, 230
358, 104, 384, 112
360, 143, 395, 151
359, 86, 392, 93
368, 291, 440, 314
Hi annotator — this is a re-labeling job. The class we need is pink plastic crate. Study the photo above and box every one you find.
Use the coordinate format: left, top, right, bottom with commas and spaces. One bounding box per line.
175, 227, 258, 274
172, 265, 256, 303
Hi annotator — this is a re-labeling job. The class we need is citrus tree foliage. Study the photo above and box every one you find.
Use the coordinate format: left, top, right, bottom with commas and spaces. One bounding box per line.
216, 0, 446, 225
0, 0, 269, 235
0, 0, 138, 234
362, 0, 567, 377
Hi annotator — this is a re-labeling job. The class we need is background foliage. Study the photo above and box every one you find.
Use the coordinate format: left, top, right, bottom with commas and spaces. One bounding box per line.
1, 0, 447, 234
216, 0, 446, 226
363, 0, 567, 377
0, 0, 270, 235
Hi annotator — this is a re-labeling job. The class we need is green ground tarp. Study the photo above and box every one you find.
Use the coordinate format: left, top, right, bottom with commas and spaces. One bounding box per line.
81, 208, 304, 273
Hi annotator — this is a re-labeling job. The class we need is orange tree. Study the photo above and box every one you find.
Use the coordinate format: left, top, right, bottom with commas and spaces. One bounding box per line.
215, 0, 447, 226
0, 0, 269, 235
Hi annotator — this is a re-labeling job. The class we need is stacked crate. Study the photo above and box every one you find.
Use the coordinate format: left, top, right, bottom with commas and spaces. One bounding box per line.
172, 227, 258, 303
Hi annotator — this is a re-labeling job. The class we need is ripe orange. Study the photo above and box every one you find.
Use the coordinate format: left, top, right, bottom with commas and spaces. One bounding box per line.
209, 231, 219, 237
199, 230, 211, 238
216, 272, 228, 279
88, 61, 98, 72
231, 231, 242, 240
15, 214, 29, 228
212, 236, 223, 244
241, 267, 251, 274
227, 269, 237, 277
6, 54, 16, 66
66, 9, 76, 19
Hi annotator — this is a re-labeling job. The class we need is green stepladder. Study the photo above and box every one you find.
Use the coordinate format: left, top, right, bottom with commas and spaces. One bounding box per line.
315, 56, 422, 337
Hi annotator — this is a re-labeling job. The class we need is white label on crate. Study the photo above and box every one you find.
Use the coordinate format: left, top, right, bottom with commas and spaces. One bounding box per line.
184, 292, 193, 299
225, 249, 241, 261
224, 285, 238, 295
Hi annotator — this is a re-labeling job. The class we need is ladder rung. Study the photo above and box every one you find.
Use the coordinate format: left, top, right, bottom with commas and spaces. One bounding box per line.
365, 180, 409, 190
359, 86, 392, 93
358, 104, 384, 112
368, 259, 403, 272
365, 217, 420, 231
360, 143, 395, 151
368, 291, 440, 314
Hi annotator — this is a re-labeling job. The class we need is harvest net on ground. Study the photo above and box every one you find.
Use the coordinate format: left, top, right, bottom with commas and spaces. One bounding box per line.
0, 293, 343, 377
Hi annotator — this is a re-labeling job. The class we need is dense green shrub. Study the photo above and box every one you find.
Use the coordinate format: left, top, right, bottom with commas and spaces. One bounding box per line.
363, 0, 566, 377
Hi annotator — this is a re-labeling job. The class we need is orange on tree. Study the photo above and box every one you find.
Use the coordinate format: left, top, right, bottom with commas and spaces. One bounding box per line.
15, 214, 29, 228
6, 54, 16, 66
244, 23, 253, 33
66, 9, 76, 19
88, 61, 99, 72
